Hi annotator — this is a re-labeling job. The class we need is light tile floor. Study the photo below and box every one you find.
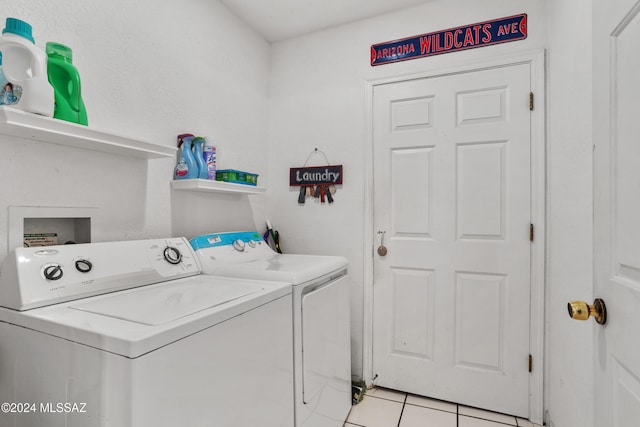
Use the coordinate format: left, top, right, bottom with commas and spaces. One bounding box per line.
344, 387, 543, 427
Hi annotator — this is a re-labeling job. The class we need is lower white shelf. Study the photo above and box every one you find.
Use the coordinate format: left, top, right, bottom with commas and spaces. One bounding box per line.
170, 179, 266, 195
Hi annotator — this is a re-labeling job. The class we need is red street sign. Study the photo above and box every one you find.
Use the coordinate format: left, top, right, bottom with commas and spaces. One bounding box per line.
371, 14, 527, 66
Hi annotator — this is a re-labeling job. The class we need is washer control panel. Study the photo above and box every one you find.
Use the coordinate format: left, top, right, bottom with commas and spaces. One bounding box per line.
190, 232, 267, 255
189, 231, 276, 274
0, 237, 201, 311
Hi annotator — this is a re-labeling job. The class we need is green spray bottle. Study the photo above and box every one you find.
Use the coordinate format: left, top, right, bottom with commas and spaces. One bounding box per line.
46, 42, 87, 125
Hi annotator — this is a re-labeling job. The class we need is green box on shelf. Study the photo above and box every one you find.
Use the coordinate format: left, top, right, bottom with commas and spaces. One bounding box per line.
215, 169, 259, 186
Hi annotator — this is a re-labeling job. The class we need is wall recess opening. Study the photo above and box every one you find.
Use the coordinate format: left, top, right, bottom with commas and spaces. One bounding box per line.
8, 206, 96, 251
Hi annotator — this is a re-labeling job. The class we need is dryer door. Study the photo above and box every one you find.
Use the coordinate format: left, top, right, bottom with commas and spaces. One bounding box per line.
301, 275, 351, 417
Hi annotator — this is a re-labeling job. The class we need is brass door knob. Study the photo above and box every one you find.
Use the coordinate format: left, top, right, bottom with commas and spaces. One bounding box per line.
567, 298, 607, 325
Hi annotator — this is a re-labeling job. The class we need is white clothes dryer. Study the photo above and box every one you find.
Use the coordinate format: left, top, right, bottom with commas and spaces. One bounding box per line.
0, 238, 294, 427
190, 231, 351, 427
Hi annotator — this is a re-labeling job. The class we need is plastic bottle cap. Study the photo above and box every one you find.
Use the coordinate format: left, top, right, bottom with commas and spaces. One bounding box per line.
46, 42, 73, 62
2, 18, 35, 44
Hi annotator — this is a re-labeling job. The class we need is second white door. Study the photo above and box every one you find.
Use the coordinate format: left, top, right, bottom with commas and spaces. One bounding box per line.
593, 0, 640, 425
372, 63, 532, 417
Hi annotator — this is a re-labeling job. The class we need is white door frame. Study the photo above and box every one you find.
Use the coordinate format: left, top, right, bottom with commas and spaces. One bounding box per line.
362, 49, 546, 424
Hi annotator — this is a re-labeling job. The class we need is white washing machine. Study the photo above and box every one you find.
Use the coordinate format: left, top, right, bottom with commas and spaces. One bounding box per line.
0, 237, 294, 427
189, 231, 351, 427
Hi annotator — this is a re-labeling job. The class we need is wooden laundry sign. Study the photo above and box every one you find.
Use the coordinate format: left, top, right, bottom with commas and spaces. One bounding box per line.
371, 13, 527, 66
290, 165, 343, 186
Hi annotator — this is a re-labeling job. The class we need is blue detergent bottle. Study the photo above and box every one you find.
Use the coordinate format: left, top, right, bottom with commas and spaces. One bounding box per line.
192, 137, 208, 179
174, 134, 198, 180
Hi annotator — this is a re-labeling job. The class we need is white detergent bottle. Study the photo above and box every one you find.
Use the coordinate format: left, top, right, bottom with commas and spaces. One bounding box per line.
0, 18, 53, 116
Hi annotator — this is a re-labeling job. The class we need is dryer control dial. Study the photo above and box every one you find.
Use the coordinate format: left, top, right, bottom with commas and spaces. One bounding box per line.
163, 246, 183, 265
232, 239, 246, 252
75, 259, 93, 273
43, 263, 63, 281
247, 240, 257, 248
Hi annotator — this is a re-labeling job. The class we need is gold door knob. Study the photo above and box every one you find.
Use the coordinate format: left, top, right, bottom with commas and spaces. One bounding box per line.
567, 298, 607, 325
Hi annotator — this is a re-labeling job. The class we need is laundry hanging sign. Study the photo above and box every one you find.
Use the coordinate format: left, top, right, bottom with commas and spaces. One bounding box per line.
371, 13, 527, 66
290, 165, 343, 186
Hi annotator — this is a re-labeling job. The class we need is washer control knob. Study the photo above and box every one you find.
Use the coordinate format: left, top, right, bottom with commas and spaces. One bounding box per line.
247, 240, 257, 248
233, 239, 246, 252
43, 264, 63, 281
163, 246, 183, 265
75, 259, 93, 273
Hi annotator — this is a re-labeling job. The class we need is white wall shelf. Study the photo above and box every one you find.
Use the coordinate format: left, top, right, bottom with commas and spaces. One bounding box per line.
171, 179, 266, 195
0, 107, 176, 159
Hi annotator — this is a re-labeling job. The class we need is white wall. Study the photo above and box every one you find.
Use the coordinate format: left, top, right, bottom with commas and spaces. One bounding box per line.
268, 0, 547, 383
544, 0, 593, 426
0, 1, 596, 425
0, 0, 270, 263
269, 1, 593, 425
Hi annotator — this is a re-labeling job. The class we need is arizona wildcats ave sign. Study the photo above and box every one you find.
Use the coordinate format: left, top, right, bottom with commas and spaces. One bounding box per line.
371, 14, 527, 66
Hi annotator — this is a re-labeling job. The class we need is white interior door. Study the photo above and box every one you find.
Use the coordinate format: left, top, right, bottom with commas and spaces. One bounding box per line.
372, 63, 532, 417
593, 1, 640, 425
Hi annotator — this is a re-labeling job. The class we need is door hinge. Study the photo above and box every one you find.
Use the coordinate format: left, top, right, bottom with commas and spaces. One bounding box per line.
530, 224, 534, 242
528, 354, 533, 373
529, 92, 534, 111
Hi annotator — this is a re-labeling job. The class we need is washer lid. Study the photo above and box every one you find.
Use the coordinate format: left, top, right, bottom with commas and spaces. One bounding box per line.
0, 275, 291, 358
69, 279, 263, 325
